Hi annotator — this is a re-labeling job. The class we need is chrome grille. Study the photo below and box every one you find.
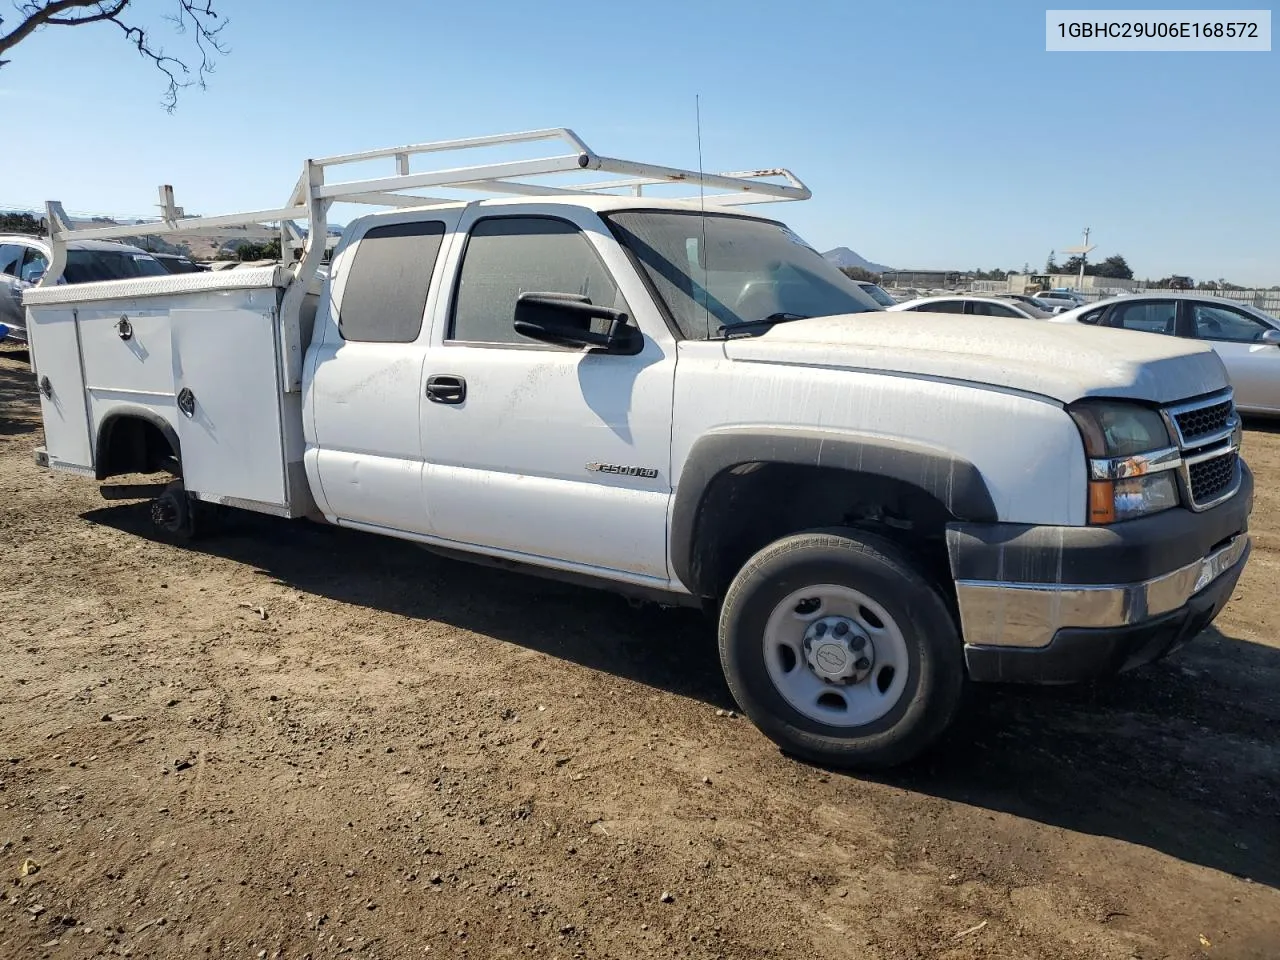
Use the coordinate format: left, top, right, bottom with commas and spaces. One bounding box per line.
1173, 399, 1232, 445
1188, 452, 1237, 504
1161, 390, 1241, 511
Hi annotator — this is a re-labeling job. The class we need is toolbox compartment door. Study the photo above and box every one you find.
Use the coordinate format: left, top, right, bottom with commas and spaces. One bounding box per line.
170, 301, 289, 510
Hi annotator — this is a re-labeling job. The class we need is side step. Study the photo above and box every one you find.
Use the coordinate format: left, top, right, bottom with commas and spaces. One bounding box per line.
100, 483, 170, 502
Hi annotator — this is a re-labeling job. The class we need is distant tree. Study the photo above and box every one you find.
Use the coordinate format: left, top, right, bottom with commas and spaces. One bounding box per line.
972, 268, 1008, 281
839, 266, 880, 283
1045, 251, 1059, 273
1197, 280, 1219, 291
0, 2, 228, 111
1093, 254, 1134, 280
1222, 281, 1245, 291
0, 211, 44, 235
1060, 255, 1086, 276
228, 237, 282, 262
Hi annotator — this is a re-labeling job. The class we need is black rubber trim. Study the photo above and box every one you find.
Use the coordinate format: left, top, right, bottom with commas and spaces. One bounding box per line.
964, 548, 1246, 684
947, 461, 1252, 586
94, 406, 182, 481
670, 428, 997, 593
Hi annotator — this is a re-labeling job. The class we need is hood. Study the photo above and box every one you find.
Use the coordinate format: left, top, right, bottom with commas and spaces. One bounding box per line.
723, 312, 1228, 405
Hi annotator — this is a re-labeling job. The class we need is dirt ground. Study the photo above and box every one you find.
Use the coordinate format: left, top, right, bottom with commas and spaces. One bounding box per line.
1, 344, 1277, 960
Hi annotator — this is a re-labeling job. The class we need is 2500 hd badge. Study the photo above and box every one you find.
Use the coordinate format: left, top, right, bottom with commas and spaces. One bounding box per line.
586, 462, 659, 479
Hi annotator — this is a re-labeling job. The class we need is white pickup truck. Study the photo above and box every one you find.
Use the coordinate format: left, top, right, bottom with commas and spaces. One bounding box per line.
23, 129, 1253, 768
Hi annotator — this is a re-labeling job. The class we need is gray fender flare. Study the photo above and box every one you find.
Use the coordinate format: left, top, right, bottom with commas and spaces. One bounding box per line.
669, 427, 998, 594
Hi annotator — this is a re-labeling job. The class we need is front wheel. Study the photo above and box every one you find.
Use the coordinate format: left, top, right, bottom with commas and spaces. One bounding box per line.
718, 529, 964, 769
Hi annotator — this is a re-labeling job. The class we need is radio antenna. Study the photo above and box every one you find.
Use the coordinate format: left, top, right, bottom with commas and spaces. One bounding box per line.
696, 93, 711, 337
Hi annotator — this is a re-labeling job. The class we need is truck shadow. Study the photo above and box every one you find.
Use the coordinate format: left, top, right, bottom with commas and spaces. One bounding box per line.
883, 627, 1280, 890
81, 503, 1280, 891
85, 503, 734, 709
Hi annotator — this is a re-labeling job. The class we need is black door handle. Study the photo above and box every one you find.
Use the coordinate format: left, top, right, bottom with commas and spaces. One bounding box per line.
426, 374, 466, 404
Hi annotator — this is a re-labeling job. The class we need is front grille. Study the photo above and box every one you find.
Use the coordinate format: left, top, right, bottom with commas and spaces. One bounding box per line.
1189, 452, 1237, 506
1174, 399, 1233, 444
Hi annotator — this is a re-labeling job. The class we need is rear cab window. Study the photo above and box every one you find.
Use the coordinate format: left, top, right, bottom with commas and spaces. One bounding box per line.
338, 220, 447, 342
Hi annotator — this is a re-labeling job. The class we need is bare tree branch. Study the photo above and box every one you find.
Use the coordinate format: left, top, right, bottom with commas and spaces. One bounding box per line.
0, 1, 228, 110
0, 0, 112, 59
45, 0, 131, 27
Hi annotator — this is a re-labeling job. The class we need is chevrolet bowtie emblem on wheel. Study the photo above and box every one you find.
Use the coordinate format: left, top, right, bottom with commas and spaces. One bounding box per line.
586, 462, 658, 479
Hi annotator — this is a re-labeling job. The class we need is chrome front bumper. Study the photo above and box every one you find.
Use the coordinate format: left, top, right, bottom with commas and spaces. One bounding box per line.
955, 533, 1250, 649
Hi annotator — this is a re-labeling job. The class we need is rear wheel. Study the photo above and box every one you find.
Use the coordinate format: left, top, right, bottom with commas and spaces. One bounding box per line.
149, 480, 197, 544
718, 528, 964, 769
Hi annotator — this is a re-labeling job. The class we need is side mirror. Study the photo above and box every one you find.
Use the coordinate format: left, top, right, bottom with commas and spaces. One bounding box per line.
514, 292, 642, 354
1261, 329, 1280, 345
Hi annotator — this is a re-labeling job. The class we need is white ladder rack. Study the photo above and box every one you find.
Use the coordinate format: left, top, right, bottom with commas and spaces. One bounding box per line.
42, 126, 808, 250
37, 127, 810, 393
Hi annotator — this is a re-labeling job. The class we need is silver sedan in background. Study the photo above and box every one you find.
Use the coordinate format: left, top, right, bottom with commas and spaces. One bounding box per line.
886, 295, 1053, 319
1050, 293, 1280, 415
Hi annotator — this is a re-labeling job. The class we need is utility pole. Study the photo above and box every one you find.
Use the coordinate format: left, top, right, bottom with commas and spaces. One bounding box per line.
1078, 227, 1090, 290
1062, 228, 1096, 292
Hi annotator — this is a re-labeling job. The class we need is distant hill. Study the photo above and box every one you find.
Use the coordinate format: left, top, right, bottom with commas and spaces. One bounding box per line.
822, 247, 892, 273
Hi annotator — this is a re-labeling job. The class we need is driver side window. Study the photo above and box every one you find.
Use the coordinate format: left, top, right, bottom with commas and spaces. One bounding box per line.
1191, 303, 1271, 343
450, 217, 628, 346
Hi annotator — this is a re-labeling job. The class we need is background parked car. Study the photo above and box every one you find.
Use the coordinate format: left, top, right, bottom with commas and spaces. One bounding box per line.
998, 293, 1061, 313
849, 279, 896, 307
887, 295, 1053, 319
1035, 289, 1087, 312
1050, 293, 1280, 415
0, 236, 168, 342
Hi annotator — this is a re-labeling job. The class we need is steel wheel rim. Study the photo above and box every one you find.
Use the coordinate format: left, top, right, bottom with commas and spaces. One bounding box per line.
762, 583, 910, 727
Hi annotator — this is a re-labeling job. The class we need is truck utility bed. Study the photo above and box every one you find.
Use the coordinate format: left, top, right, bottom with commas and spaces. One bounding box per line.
25, 266, 318, 517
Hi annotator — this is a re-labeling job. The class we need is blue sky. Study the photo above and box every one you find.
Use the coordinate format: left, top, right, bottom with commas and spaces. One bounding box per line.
0, 0, 1276, 284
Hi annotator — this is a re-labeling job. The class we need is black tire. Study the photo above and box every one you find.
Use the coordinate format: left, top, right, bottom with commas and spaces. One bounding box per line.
149, 480, 198, 544
718, 528, 964, 769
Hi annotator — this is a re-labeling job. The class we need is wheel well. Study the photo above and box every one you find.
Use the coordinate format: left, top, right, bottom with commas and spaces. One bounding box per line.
687, 463, 958, 600
96, 414, 180, 481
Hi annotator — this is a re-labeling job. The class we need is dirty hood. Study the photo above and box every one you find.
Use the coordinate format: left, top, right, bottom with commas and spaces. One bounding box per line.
724, 312, 1228, 405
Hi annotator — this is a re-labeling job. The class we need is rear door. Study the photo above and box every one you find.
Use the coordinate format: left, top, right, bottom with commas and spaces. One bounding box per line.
1186, 301, 1280, 413
309, 211, 459, 533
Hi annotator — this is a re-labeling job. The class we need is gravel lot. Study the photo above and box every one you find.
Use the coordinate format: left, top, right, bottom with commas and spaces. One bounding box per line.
1, 344, 1277, 960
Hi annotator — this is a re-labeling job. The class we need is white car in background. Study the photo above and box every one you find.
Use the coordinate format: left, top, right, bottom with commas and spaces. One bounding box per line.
1036, 290, 1087, 312
887, 295, 1053, 319
1050, 293, 1280, 415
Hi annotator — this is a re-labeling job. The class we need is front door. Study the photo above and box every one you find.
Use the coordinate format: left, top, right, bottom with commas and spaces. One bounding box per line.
419, 210, 676, 582
308, 212, 459, 533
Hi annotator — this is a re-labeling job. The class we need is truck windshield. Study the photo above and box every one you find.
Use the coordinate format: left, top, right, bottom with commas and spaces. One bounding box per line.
605, 211, 881, 339
64, 250, 168, 283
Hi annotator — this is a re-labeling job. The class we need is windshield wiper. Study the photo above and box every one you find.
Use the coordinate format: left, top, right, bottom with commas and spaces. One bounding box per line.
715, 312, 810, 338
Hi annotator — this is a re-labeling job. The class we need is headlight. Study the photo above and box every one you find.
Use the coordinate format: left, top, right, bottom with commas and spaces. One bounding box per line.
1069, 400, 1180, 524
